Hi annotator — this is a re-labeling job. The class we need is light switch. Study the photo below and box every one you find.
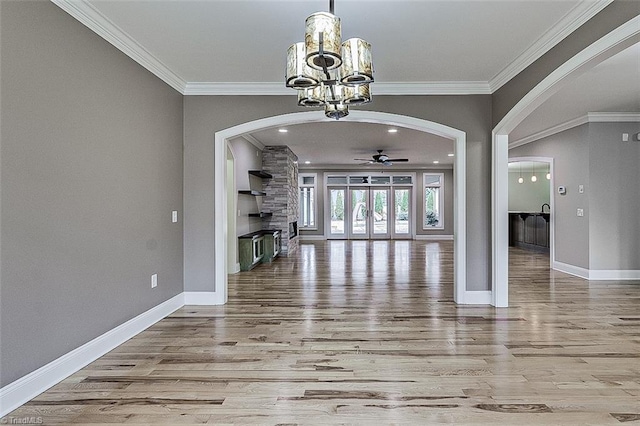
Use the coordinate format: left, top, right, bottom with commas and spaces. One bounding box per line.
622, 133, 629, 142
151, 274, 158, 288
172, 210, 178, 223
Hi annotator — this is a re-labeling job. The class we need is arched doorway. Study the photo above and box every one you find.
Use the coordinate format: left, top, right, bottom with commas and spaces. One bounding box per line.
213, 111, 471, 304
491, 16, 640, 307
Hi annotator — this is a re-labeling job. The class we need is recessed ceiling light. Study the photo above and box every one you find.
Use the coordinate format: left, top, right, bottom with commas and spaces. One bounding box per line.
304, 160, 311, 164
448, 153, 454, 157
388, 128, 398, 133
278, 129, 288, 133
433, 160, 439, 164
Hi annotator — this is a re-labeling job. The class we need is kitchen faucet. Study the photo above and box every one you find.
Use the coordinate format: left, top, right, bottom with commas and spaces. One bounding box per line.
541, 203, 550, 213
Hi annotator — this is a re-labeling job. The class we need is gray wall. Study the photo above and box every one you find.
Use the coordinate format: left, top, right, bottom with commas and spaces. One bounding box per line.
184, 95, 492, 292
588, 122, 640, 270
0, 1, 184, 386
492, 1, 640, 127
508, 169, 551, 212
509, 125, 590, 269
511, 122, 640, 271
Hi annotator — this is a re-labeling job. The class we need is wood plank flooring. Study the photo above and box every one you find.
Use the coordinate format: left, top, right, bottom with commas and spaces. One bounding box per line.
4, 241, 639, 424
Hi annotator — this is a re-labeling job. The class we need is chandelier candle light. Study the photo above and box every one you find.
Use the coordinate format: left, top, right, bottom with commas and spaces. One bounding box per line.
286, 0, 374, 119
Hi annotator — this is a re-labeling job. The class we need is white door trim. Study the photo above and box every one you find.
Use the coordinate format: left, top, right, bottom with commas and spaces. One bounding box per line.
491, 16, 640, 308
213, 111, 469, 304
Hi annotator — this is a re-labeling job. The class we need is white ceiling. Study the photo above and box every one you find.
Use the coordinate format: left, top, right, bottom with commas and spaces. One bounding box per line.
56, 0, 638, 166
240, 122, 454, 169
84, 0, 591, 87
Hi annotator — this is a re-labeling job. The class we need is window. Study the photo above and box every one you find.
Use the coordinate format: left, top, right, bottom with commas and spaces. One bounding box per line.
299, 173, 317, 229
423, 173, 444, 229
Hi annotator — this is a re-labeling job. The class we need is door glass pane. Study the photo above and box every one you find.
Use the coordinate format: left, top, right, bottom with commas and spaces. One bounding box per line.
372, 189, 388, 234
351, 189, 367, 235
327, 176, 347, 185
394, 189, 410, 234
329, 189, 345, 234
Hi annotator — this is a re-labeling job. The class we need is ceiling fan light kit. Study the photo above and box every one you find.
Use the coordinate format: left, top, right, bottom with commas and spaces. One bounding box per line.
286, 0, 374, 120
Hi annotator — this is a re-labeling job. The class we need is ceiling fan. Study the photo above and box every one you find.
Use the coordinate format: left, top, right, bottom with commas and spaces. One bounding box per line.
354, 150, 409, 166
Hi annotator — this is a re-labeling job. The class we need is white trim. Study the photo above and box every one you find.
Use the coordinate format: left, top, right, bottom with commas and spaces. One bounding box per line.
489, 0, 613, 92
299, 235, 327, 241
589, 269, 640, 280
414, 235, 454, 241
460, 291, 492, 305
183, 291, 226, 305
229, 263, 241, 274
492, 16, 640, 309
50, 0, 186, 93
214, 111, 468, 305
587, 112, 640, 122
510, 116, 589, 148
184, 81, 491, 96
510, 113, 640, 148
553, 262, 640, 280
553, 261, 591, 280
242, 135, 265, 150
0, 294, 184, 417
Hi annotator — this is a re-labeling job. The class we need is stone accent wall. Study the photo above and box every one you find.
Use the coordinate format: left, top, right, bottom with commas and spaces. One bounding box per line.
262, 146, 299, 255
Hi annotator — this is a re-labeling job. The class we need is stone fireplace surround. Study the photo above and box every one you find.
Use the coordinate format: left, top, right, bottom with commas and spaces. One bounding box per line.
261, 146, 299, 255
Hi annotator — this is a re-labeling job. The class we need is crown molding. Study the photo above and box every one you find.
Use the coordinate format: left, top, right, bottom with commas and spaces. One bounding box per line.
489, 0, 614, 92
51, 0, 187, 93
586, 112, 640, 122
183, 81, 491, 96
510, 112, 640, 148
242, 134, 265, 150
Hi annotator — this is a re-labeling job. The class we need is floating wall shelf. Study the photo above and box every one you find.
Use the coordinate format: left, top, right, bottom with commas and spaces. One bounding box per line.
238, 190, 266, 196
248, 170, 273, 179
248, 212, 273, 218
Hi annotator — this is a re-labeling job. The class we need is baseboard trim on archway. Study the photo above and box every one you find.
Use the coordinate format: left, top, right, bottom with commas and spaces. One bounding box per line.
461, 290, 492, 305
184, 291, 225, 305
554, 261, 640, 280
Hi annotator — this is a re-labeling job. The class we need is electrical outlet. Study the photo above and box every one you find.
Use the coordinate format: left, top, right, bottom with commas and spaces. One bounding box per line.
622, 133, 629, 142
577, 208, 584, 217
151, 274, 158, 288
578, 185, 584, 194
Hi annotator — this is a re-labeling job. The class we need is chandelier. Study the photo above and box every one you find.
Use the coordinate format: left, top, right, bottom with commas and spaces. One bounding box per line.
285, 0, 374, 120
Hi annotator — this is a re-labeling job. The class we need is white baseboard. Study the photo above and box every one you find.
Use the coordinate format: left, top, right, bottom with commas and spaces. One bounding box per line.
183, 291, 226, 305
298, 235, 326, 241
588, 269, 640, 280
553, 261, 639, 280
228, 263, 241, 274
461, 290, 492, 305
553, 261, 590, 279
414, 234, 454, 241
0, 293, 184, 417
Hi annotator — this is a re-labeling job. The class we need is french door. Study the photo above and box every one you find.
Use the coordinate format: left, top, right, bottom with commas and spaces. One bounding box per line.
349, 188, 390, 239
329, 187, 403, 239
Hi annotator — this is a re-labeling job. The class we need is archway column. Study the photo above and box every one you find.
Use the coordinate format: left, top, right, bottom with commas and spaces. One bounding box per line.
491, 16, 640, 307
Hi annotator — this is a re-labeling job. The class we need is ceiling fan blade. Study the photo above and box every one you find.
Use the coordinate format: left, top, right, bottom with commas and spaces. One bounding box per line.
382, 161, 393, 166
386, 158, 409, 162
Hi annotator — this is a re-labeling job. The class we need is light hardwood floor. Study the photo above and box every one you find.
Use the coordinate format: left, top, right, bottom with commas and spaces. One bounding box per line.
4, 241, 640, 424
